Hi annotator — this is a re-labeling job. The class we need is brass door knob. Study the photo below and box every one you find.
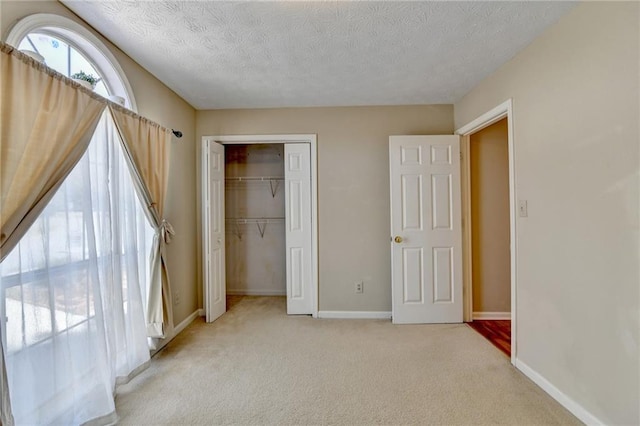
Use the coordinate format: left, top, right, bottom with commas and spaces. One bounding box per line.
394, 236, 403, 243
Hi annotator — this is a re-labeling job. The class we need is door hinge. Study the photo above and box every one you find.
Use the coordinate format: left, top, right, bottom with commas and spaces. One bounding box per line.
460, 151, 463, 161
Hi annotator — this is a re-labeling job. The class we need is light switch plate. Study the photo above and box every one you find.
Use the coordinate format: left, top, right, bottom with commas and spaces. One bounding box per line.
519, 200, 528, 217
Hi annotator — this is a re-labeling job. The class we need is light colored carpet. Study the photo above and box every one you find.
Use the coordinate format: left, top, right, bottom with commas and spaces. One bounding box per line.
115, 296, 580, 425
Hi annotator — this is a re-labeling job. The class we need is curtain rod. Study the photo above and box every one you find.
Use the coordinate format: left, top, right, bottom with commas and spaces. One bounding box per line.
1, 42, 185, 141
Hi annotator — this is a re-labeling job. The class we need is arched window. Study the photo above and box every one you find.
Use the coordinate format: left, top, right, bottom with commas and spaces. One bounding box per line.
5, 13, 137, 110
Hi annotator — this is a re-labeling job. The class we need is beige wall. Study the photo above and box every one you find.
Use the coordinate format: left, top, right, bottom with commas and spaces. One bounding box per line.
455, 3, 639, 424
1, 0, 199, 326
197, 106, 453, 311
470, 118, 510, 314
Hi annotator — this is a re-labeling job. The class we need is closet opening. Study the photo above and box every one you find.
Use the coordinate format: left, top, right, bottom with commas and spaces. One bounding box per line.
202, 134, 318, 324
225, 144, 286, 297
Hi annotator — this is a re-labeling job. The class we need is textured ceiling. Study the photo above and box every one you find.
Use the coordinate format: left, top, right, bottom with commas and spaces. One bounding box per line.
61, 1, 576, 109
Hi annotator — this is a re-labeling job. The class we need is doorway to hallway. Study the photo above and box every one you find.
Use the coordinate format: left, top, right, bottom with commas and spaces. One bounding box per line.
457, 101, 516, 362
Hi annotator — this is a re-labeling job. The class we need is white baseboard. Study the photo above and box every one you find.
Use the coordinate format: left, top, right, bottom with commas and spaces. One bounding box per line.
515, 358, 603, 425
227, 289, 286, 296
318, 311, 392, 319
472, 311, 511, 320
150, 309, 203, 356
174, 309, 201, 336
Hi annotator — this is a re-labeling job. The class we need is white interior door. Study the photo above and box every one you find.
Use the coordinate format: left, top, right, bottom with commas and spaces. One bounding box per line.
204, 141, 226, 322
389, 135, 462, 324
285, 143, 313, 314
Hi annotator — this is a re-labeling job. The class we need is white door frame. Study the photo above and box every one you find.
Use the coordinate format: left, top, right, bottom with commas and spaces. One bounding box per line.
455, 99, 517, 365
201, 134, 319, 318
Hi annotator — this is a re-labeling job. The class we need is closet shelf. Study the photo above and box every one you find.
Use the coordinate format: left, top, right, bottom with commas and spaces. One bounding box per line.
226, 218, 284, 239
226, 176, 283, 197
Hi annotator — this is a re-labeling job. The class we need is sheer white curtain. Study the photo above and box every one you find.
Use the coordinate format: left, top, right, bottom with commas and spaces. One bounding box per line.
0, 110, 152, 425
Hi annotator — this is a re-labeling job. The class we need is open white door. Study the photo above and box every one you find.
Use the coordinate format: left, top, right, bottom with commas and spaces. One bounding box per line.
389, 136, 462, 324
203, 141, 226, 322
285, 143, 313, 314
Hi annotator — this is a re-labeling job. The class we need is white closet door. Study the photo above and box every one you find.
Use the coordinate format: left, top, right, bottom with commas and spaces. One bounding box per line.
285, 143, 313, 314
204, 141, 226, 322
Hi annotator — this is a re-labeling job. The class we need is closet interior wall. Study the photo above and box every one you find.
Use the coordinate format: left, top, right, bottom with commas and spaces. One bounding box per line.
225, 144, 286, 295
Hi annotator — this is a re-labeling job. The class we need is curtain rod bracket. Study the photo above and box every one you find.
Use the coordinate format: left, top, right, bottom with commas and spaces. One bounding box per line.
172, 129, 183, 138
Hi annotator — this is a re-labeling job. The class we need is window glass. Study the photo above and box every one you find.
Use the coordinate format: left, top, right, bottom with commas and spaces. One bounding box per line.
18, 32, 109, 97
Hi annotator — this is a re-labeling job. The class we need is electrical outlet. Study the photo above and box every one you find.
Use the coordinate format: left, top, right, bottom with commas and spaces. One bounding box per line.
173, 291, 181, 305
355, 281, 364, 294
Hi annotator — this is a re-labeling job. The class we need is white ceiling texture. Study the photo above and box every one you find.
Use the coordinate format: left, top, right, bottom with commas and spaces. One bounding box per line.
61, 1, 576, 110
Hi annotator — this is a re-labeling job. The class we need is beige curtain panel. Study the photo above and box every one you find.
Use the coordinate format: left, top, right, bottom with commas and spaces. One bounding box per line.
0, 42, 108, 426
109, 106, 174, 339
0, 44, 106, 260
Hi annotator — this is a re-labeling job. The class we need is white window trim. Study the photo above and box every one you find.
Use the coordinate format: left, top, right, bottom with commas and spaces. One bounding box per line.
4, 13, 138, 112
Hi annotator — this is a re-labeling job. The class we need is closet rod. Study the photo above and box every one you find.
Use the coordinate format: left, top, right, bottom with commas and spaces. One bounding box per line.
225, 176, 284, 181
226, 217, 284, 224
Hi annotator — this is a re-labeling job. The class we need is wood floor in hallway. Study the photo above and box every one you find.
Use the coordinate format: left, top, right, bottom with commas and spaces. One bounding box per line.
467, 319, 511, 357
